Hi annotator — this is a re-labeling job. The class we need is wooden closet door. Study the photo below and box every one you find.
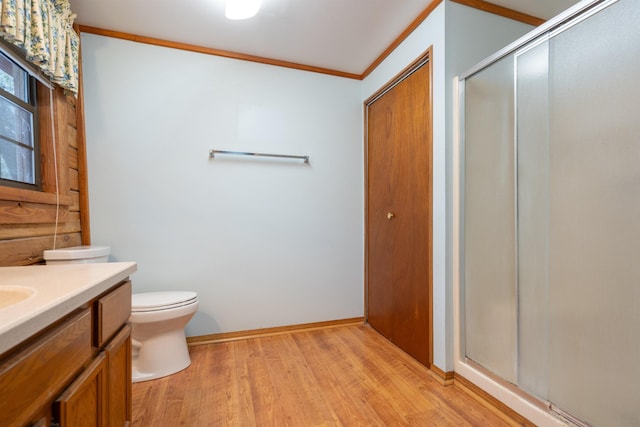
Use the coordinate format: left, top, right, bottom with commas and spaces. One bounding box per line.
366, 55, 432, 366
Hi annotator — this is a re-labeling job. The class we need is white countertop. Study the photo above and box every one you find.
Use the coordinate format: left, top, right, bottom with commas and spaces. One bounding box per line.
0, 262, 137, 356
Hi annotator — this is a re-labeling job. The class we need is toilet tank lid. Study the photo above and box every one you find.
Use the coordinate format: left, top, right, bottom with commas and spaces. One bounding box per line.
132, 291, 198, 309
43, 245, 111, 260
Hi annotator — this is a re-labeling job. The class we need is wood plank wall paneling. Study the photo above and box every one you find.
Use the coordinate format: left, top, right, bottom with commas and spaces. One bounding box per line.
70, 191, 81, 212
0, 233, 82, 266
38, 86, 63, 196
0, 83, 89, 266
74, 25, 92, 246
68, 147, 79, 170
0, 201, 65, 224
0, 212, 81, 240
66, 123, 78, 150
66, 95, 77, 128
69, 169, 80, 192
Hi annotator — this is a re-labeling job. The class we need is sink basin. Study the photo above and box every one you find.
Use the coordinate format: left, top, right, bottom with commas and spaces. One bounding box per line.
0, 286, 35, 309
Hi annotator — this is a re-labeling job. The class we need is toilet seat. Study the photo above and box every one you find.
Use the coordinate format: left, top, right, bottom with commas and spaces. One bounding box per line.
132, 291, 198, 312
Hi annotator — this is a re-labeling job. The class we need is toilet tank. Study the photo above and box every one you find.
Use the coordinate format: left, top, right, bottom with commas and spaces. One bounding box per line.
43, 245, 111, 264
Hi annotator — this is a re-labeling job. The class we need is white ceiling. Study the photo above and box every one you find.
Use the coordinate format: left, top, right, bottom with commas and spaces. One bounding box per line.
69, 0, 580, 76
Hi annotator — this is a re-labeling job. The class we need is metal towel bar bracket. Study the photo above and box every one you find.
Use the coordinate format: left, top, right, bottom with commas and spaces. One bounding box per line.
209, 149, 310, 164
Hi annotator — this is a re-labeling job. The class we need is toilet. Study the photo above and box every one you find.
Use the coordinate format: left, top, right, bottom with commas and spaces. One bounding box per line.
130, 291, 198, 382
43, 245, 199, 383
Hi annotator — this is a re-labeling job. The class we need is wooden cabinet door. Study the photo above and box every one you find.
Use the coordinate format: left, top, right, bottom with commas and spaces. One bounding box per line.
366, 54, 432, 367
105, 325, 132, 427
54, 352, 108, 427
0, 309, 91, 427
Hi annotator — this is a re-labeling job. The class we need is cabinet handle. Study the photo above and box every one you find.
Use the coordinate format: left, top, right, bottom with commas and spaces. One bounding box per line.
387, 212, 395, 220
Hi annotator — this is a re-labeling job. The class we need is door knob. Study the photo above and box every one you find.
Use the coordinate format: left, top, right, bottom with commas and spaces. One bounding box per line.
387, 212, 395, 220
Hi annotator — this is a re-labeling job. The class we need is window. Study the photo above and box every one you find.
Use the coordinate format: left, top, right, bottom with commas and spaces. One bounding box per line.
0, 51, 39, 189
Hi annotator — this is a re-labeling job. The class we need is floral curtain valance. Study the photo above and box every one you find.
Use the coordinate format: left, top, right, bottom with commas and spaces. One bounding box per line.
0, 0, 79, 94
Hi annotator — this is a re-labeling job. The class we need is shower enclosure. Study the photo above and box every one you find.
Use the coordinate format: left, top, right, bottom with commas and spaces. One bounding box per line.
458, 0, 640, 425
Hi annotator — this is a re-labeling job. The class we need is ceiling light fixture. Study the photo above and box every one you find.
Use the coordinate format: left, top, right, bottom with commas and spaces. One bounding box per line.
225, 0, 262, 20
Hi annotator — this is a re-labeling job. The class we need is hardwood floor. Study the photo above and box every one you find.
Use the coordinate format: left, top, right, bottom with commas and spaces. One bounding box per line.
132, 324, 522, 426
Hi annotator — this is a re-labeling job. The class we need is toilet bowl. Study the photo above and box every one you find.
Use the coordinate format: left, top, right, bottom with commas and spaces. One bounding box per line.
130, 291, 199, 382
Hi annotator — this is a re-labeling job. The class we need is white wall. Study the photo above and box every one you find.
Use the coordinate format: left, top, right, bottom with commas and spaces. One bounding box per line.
81, 34, 364, 336
362, 1, 532, 371
81, 3, 532, 358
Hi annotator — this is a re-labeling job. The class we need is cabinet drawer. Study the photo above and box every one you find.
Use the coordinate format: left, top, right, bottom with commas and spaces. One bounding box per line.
95, 281, 131, 348
0, 308, 92, 427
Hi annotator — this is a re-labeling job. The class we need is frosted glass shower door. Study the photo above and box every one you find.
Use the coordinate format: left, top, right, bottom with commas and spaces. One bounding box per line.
463, 55, 517, 384
515, 39, 549, 401
545, 1, 640, 425
463, 2, 640, 425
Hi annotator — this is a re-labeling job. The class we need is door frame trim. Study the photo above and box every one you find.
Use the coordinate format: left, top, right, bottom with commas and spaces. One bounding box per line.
363, 46, 434, 367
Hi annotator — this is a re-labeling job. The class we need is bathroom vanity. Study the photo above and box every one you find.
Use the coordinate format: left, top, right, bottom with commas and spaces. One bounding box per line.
0, 262, 137, 427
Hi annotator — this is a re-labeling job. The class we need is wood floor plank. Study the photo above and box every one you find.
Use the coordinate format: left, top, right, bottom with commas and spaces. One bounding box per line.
292, 330, 387, 426
338, 327, 474, 426
213, 342, 240, 425
256, 336, 313, 426
327, 328, 416, 426
131, 325, 523, 426
231, 340, 258, 426
266, 334, 341, 426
